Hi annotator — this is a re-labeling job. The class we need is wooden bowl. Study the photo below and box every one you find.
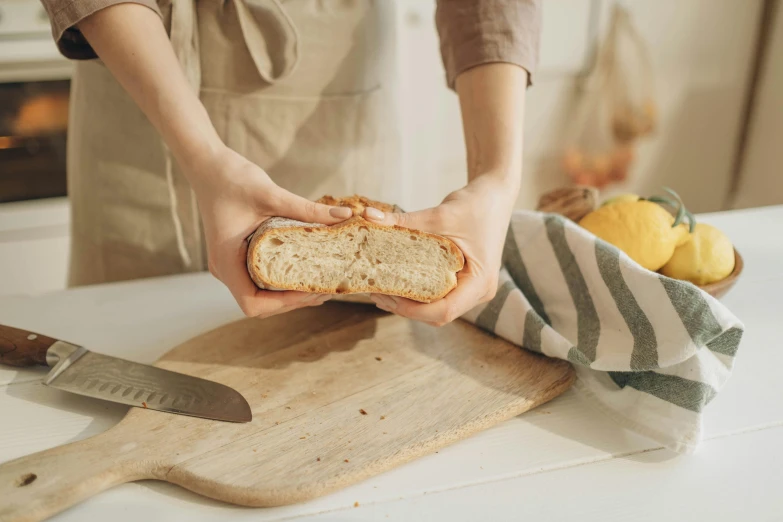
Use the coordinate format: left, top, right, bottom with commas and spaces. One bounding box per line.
534, 186, 743, 299
697, 248, 743, 299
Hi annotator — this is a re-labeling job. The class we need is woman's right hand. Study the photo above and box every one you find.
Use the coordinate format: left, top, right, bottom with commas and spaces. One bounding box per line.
184, 145, 353, 318
76, 5, 350, 318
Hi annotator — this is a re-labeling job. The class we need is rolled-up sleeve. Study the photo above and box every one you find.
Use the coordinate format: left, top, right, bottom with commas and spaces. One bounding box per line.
435, 0, 541, 89
41, 0, 162, 59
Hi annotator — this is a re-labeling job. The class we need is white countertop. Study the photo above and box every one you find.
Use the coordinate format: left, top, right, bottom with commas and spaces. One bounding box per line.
2, 205, 783, 521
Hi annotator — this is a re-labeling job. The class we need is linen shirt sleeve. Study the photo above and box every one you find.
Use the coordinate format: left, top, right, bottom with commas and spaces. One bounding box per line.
435, 0, 542, 89
40, 0, 162, 59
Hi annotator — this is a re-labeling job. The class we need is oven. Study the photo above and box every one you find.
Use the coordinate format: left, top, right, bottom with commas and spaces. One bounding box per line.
0, 0, 73, 204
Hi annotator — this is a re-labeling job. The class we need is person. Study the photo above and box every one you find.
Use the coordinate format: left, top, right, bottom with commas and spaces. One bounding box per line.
41, 0, 541, 326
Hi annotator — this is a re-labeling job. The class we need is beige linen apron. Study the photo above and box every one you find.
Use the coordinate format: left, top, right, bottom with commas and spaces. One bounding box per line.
66, 0, 399, 287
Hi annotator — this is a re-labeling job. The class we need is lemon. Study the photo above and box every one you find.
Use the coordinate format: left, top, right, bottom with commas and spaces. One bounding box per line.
674, 222, 691, 247
601, 193, 640, 207
661, 223, 735, 285
579, 200, 689, 271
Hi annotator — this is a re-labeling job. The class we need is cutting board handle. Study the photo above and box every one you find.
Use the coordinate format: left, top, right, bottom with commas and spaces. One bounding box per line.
0, 429, 159, 522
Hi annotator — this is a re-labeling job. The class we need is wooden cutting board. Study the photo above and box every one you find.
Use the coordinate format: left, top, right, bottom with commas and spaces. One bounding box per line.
0, 303, 574, 522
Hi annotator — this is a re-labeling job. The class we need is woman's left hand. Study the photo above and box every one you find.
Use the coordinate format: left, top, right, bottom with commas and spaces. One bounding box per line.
365, 173, 517, 326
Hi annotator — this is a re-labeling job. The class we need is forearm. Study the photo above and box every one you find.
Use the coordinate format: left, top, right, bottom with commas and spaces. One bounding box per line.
454, 63, 528, 193
77, 4, 221, 176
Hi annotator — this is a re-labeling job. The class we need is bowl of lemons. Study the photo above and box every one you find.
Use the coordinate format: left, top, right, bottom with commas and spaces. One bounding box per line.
538, 187, 742, 299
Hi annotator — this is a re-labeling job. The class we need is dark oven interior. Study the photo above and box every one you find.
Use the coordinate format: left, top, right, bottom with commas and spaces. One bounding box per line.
0, 80, 70, 203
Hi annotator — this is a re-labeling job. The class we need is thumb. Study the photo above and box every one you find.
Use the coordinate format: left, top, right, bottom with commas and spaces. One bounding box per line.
274, 190, 353, 225
362, 205, 437, 232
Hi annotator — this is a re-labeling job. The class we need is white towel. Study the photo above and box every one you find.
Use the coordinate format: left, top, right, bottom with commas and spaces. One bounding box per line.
461, 211, 744, 453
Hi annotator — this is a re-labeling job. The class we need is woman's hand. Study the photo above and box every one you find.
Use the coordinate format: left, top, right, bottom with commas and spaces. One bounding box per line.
78, 5, 355, 319
368, 62, 528, 326
77, 6, 345, 318
366, 173, 516, 326
185, 146, 352, 318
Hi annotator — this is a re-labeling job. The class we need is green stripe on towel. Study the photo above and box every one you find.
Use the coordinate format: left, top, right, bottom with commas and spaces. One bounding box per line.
545, 215, 601, 364
475, 280, 517, 332
595, 242, 659, 370
567, 346, 593, 366
502, 224, 551, 325
522, 309, 546, 354
707, 326, 743, 357
660, 277, 742, 358
609, 371, 717, 412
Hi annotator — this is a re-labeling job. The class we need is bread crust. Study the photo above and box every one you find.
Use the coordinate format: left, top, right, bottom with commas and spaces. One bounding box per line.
315, 194, 404, 216
246, 195, 464, 303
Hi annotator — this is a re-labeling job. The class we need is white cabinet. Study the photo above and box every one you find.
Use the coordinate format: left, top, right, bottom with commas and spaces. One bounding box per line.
0, 198, 70, 296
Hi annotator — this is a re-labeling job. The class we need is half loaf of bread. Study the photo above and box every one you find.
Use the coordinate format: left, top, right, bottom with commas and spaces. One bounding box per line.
247, 195, 465, 303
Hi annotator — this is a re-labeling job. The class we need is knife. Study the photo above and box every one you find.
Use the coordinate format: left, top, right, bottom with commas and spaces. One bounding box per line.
0, 324, 252, 423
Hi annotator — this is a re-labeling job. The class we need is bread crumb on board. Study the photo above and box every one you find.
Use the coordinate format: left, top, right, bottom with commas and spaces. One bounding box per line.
359, 409, 368, 415
380, 415, 386, 420
317, 457, 321, 462
354, 502, 359, 508
344, 459, 350, 463
375, 356, 382, 361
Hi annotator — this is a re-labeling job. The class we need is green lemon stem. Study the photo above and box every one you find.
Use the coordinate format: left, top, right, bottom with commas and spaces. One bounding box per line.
646, 188, 697, 233
684, 208, 696, 233
661, 187, 685, 229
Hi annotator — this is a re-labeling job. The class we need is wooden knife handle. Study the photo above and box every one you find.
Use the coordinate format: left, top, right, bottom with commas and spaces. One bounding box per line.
0, 324, 58, 367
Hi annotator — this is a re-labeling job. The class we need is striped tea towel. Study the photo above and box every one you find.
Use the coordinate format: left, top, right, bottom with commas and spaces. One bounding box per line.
461, 211, 744, 454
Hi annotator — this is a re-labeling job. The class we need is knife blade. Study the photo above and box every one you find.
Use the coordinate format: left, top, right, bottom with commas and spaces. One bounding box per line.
0, 324, 252, 423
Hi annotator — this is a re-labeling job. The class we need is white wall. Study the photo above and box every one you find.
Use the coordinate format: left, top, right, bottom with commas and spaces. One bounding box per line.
732, 1, 783, 210
394, 0, 764, 213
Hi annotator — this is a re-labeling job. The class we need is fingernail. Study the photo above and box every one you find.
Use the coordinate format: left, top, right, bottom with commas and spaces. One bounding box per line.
365, 207, 384, 221
371, 297, 391, 312
330, 206, 353, 219
373, 294, 397, 310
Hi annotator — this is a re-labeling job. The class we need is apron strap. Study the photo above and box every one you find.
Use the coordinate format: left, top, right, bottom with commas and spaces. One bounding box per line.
166, 0, 201, 269
164, 0, 300, 270
169, 0, 201, 90
233, 0, 301, 84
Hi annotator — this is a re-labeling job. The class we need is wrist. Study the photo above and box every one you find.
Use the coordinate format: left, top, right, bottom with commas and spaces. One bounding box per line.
471, 169, 521, 199
460, 170, 520, 212
169, 114, 226, 184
